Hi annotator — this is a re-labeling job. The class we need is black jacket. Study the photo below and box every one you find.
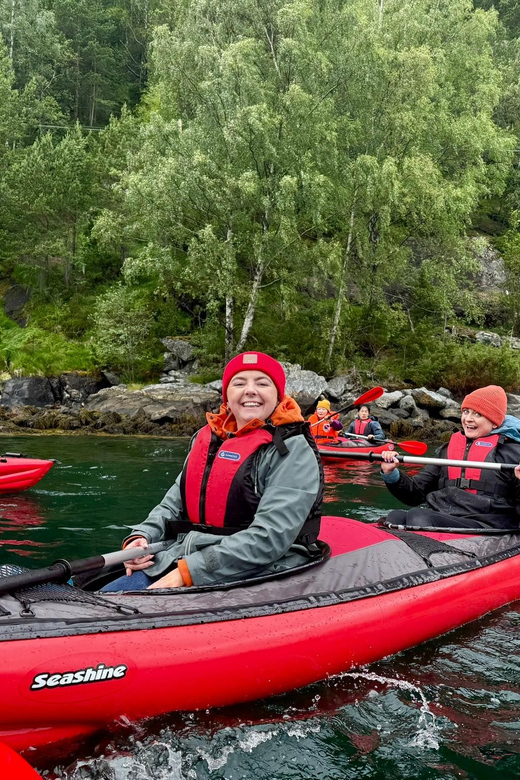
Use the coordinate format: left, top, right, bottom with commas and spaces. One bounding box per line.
386, 437, 520, 529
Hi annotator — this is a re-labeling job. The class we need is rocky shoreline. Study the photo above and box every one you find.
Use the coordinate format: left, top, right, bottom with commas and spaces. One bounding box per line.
2, 361, 520, 443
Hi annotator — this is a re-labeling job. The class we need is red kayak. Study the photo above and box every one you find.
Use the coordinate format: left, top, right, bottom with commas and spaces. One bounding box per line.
0, 454, 54, 494
0, 741, 40, 777
0, 515, 519, 753
317, 438, 391, 459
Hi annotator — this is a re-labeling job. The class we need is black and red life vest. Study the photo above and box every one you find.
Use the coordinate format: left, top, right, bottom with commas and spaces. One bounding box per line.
438, 431, 508, 497
354, 419, 370, 436
173, 422, 323, 549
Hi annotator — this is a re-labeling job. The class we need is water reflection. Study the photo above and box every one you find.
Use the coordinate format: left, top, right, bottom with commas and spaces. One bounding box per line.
0, 495, 51, 558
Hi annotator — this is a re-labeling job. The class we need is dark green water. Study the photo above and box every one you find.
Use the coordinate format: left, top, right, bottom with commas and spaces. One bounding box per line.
1, 435, 519, 780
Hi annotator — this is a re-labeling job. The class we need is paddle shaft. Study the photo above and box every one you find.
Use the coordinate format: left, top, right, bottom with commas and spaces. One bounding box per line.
322, 450, 520, 471
0, 541, 171, 596
342, 432, 386, 442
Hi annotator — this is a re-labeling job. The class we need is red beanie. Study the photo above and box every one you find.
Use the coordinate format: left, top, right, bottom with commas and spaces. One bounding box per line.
461, 385, 507, 427
222, 352, 286, 402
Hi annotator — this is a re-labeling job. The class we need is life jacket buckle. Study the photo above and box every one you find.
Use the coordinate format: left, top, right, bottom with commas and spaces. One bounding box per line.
456, 477, 472, 489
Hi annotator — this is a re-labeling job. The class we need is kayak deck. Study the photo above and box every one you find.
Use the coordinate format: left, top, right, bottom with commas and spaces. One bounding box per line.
0, 516, 519, 752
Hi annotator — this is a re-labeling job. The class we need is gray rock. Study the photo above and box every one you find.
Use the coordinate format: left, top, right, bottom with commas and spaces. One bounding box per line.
160, 338, 195, 363
508, 337, 520, 350
392, 408, 411, 419
163, 353, 181, 372
472, 238, 506, 292
439, 400, 461, 420
375, 391, 403, 409
4, 285, 30, 326
1, 377, 59, 409
506, 393, 520, 408
411, 387, 447, 410
101, 371, 120, 386
281, 362, 328, 407
205, 380, 223, 393
60, 372, 110, 408
410, 407, 431, 422
371, 407, 400, 426
158, 370, 192, 385
436, 387, 453, 399
475, 330, 501, 347
399, 395, 418, 415
326, 371, 361, 400
86, 383, 220, 422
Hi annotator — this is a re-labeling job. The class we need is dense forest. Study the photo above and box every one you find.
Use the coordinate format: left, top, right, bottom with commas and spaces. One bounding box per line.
2, 0, 520, 391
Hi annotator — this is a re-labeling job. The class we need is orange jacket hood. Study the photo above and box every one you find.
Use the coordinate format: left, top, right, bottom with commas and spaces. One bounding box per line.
206, 395, 304, 440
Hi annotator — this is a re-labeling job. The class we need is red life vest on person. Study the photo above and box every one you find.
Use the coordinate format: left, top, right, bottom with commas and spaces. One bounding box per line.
354, 419, 370, 436
177, 423, 323, 547
442, 431, 501, 494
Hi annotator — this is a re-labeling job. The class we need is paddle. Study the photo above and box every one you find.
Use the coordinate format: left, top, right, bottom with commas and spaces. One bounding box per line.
317, 450, 520, 471
0, 541, 171, 597
309, 386, 384, 428
339, 433, 428, 455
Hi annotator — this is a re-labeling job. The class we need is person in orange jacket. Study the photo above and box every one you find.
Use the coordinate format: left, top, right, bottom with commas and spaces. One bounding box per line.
308, 399, 343, 443
101, 352, 324, 591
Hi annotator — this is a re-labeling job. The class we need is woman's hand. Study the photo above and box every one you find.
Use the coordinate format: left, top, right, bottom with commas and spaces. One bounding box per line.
147, 568, 184, 589
380, 450, 399, 474
515, 465, 520, 481
123, 537, 154, 576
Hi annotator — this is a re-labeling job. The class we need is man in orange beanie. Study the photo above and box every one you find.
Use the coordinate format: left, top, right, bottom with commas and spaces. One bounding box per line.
379, 385, 520, 530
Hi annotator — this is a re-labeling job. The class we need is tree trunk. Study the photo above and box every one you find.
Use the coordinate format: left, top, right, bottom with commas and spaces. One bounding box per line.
236, 210, 268, 353
236, 256, 265, 353
74, 51, 81, 121
326, 194, 357, 367
225, 295, 234, 361
224, 225, 235, 360
9, 0, 15, 60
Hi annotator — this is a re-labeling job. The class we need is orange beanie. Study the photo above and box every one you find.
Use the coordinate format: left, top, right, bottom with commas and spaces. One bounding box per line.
461, 385, 507, 427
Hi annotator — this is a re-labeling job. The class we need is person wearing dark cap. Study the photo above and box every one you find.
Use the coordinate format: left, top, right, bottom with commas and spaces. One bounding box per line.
379, 385, 520, 530
346, 404, 384, 440
102, 352, 324, 590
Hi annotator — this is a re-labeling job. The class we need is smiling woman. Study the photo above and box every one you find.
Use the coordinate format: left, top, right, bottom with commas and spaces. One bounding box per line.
379, 385, 520, 530
226, 370, 279, 430
101, 352, 325, 593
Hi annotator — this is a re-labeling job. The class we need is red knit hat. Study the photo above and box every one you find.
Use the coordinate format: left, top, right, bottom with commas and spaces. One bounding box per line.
222, 352, 286, 402
461, 385, 507, 427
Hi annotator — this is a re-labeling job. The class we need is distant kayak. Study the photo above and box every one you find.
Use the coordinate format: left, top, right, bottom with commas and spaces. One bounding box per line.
0, 454, 54, 494
317, 438, 390, 459
0, 516, 519, 752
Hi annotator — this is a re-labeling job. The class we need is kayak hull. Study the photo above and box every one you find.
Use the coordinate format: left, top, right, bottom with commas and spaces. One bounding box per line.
318, 441, 389, 459
0, 517, 519, 752
0, 457, 54, 494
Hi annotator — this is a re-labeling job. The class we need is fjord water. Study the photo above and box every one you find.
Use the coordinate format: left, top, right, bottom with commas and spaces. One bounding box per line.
0, 435, 518, 780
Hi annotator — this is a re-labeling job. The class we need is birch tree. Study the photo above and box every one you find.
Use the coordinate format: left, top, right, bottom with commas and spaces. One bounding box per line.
97, 0, 336, 355
322, 0, 514, 364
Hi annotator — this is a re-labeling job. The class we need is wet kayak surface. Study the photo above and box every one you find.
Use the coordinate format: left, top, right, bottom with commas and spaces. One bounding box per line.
0, 435, 518, 779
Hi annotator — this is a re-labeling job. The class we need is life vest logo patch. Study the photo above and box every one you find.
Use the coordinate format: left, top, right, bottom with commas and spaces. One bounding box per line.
218, 451, 241, 461
474, 441, 493, 447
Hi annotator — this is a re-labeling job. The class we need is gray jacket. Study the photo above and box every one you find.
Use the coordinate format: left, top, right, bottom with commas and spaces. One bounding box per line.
125, 434, 321, 586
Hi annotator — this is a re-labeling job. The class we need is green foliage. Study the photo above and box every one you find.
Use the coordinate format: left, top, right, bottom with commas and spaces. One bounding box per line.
1, 0, 520, 389
90, 282, 157, 381
0, 310, 93, 375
